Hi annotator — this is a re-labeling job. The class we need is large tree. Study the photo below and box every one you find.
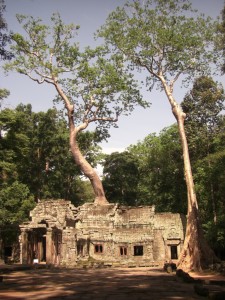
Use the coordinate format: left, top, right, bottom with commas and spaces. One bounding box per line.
4, 13, 148, 205
0, 104, 99, 204
98, 0, 219, 270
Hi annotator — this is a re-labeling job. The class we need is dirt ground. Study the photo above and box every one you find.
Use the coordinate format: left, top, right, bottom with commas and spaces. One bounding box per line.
0, 265, 225, 300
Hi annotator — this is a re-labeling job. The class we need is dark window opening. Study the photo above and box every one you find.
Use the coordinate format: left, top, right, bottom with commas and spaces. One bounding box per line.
134, 245, 143, 256
77, 244, 84, 256
4, 246, 12, 257
171, 245, 178, 259
120, 246, 128, 256
95, 244, 103, 253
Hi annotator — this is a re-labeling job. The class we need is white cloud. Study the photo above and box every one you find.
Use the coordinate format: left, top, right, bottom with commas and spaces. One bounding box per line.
101, 147, 125, 154
95, 147, 125, 177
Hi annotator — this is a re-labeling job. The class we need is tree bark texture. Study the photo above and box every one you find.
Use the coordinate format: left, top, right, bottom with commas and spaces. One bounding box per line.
175, 114, 219, 271
177, 206, 218, 271
70, 130, 108, 205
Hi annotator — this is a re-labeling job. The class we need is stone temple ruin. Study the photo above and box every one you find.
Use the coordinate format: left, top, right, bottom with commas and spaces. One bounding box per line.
19, 200, 186, 267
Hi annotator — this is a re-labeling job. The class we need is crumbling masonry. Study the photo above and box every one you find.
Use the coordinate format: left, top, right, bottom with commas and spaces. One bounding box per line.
19, 200, 186, 267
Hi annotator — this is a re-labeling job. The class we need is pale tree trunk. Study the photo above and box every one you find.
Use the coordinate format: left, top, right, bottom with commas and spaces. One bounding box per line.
70, 129, 108, 205
175, 113, 218, 271
54, 81, 108, 205
160, 77, 219, 271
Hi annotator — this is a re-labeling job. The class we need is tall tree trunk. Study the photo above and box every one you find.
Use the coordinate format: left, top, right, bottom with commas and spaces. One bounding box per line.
54, 81, 108, 205
175, 111, 218, 271
70, 129, 108, 205
160, 77, 219, 271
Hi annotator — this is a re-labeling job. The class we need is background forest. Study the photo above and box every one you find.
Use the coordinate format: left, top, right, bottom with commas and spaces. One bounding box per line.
1, 77, 225, 259
0, 0, 225, 262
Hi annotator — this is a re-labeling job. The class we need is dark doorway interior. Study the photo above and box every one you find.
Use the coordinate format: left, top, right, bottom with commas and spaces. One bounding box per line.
4, 246, 12, 257
171, 245, 178, 259
40, 235, 46, 262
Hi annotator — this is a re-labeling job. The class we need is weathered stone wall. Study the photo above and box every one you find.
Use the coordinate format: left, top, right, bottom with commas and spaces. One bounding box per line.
19, 200, 186, 267
154, 213, 186, 240
29, 199, 77, 229
153, 213, 186, 261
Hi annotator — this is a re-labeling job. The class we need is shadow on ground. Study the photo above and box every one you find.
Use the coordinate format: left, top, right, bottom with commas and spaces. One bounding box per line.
0, 266, 213, 299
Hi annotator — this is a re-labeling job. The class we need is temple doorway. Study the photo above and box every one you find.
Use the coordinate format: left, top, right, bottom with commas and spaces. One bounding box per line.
27, 228, 47, 264
170, 245, 178, 259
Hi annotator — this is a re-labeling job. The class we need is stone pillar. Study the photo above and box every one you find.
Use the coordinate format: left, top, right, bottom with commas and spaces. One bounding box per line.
67, 230, 77, 266
20, 229, 28, 264
46, 229, 52, 264
60, 230, 68, 265
165, 243, 170, 261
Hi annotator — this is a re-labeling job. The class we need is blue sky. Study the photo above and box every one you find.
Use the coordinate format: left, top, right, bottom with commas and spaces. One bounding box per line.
1, 0, 225, 154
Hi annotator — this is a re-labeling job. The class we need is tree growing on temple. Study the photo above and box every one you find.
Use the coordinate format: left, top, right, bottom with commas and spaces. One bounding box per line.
98, 0, 220, 270
4, 13, 148, 205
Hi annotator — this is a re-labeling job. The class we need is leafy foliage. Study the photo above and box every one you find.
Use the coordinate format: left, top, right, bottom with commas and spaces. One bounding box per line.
98, 0, 218, 89
127, 125, 186, 212
181, 76, 225, 160
5, 13, 148, 137
0, 104, 100, 204
103, 151, 139, 205
0, 0, 13, 60
216, 4, 225, 73
0, 181, 35, 226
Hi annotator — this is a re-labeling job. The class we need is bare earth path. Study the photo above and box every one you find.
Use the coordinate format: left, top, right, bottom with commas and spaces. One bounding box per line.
0, 266, 225, 300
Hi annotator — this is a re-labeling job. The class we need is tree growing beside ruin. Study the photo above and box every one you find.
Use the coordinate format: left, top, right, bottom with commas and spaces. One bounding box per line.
4, 13, 148, 205
98, 0, 220, 271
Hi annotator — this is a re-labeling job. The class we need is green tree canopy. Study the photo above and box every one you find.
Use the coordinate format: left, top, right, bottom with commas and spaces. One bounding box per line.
103, 151, 139, 205
181, 76, 225, 160
216, 3, 225, 73
0, 0, 13, 60
128, 125, 186, 212
0, 104, 100, 204
0, 181, 35, 227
